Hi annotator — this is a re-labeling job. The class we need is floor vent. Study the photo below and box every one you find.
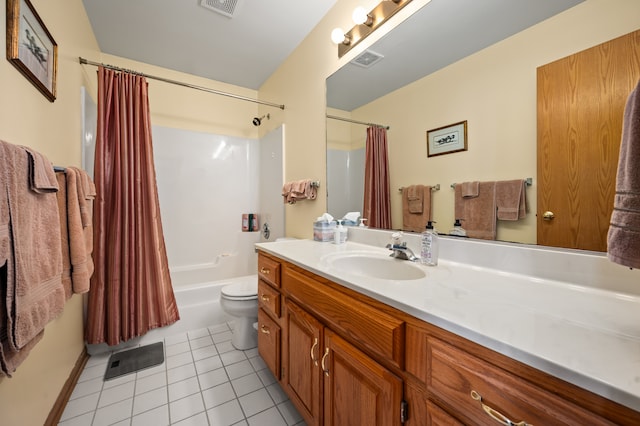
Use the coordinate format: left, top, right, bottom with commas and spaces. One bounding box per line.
104, 342, 164, 380
200, 0, 243, 18
351, 50, 385, 68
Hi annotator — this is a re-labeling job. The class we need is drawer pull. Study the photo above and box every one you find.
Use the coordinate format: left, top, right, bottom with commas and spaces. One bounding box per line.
471, 390, 531, 426
260, 325, 271, 335
260, 267, 270, 275
310, 338, 319, 366
261, 294, 270, 302
321, 347, 330, 376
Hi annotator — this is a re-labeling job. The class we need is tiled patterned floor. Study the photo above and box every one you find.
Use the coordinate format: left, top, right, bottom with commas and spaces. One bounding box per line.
58, 322, 305, 426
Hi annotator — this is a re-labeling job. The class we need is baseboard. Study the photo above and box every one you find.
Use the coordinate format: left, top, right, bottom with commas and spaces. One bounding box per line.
44, 346, 89, 426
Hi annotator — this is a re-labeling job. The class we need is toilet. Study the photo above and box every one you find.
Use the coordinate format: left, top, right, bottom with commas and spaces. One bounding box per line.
220, 238, 295, 350
220, 277, 258, 350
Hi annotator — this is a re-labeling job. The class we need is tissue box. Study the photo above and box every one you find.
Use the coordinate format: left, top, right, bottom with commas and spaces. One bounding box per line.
313, 221, 335, 242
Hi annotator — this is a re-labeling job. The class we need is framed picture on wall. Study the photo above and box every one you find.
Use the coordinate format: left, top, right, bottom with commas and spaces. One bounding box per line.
426, 120, 468, 157
6, 0, 58, 101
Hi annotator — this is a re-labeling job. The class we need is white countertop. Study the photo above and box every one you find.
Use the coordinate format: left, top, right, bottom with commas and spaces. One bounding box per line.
255, 236, 640, 411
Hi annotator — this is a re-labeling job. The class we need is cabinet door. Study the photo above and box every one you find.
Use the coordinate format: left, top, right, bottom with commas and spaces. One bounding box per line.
257, 308, 281, 380
283, 300, 323, 426
323, 329, 403, 426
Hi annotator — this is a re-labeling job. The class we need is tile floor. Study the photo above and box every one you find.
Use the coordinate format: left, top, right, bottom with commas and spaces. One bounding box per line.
58, 322, 305, 426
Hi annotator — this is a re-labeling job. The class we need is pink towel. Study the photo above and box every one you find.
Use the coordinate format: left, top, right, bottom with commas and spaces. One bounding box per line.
454, 181, 497, 240
22, 147, 59, 194
608, 80, 640, 269
407, 185, 423, 213
461, 181, 479, 198
282, 180, 316, 204
496, 179, 527, 221
402, 185, 431, 233
0, 141, 65, 376
62, 167, 95, 295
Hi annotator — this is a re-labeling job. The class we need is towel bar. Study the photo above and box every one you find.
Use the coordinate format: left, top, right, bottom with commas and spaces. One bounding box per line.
398, 184, 440, 192
450, 178, 532, 189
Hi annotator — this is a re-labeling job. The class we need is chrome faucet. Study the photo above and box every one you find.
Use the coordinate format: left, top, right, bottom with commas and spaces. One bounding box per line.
386, 240, 419, 262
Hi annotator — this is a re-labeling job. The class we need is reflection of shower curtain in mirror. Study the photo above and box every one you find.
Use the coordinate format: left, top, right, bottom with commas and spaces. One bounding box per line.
363, 126, 391, 229
85, 67, 179, 346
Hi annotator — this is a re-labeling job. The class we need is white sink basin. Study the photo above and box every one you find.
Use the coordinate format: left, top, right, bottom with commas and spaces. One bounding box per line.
323, 252, 426, 281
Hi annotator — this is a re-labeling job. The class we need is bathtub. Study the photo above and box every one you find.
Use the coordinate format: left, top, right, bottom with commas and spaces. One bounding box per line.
86, 274, 256, 355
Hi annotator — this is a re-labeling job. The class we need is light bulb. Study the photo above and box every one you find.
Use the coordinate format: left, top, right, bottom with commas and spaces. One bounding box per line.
331, 28, 346, 44
352, 7, 368, 25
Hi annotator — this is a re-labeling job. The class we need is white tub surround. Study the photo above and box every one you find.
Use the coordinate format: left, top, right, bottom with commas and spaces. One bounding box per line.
255, 229, 640, 411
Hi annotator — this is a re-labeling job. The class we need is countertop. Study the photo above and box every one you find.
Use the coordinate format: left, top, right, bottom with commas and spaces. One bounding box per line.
255, 238, 640, 411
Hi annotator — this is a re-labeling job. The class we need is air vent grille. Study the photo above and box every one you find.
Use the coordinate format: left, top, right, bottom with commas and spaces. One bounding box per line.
200, 0, 242, 18
351, 50, 384, 68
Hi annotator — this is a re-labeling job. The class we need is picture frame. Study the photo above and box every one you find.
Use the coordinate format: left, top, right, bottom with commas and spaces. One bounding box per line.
6, 0, 58, 101
426, 120, 467, 157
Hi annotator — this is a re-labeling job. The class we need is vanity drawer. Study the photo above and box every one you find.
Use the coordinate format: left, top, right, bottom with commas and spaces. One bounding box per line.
426, 338, 612, 426
258, 279, 280, 318
282, 265, 404, 369
258, 253, 281, 288
258, 307, 281, 380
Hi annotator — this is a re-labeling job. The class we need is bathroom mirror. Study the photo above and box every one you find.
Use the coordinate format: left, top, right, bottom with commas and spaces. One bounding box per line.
326, 0, 608, 247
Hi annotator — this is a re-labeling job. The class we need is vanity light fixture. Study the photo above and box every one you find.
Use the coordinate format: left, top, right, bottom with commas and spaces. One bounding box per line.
332, 0, 414, 58
352, 6, 374, 26
331, 28, 351, 45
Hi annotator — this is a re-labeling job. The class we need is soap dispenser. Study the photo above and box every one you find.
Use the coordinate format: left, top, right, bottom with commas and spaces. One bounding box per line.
449, 219, 467, 237
420, 221, 439, 266
334, 220, 347, 244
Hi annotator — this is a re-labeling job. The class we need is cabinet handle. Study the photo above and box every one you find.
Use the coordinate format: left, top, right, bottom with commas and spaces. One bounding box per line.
260, 267, 270, 275
260, 325, 271, 335
321, 347, 330, 376
470, 390, 531, 426
310, 338, 319, 366
261, 294, 270, 302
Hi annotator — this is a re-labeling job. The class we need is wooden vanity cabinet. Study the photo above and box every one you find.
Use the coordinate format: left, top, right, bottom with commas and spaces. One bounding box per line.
406, 322, 637, 426
258, 251, 640, 426
282, 299, 322, 425
281, 265, 404, 426
257, 253, 282, 380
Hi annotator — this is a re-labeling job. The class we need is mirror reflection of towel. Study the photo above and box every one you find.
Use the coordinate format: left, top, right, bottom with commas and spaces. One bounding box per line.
407, 185, 423, 213
454, 182, 496, 240
496, 179, 527, 221
402, 185, 431, 232
461, 181, 479, 198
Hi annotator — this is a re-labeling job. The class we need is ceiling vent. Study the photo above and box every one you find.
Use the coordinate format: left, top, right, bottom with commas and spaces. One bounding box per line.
350, 50, 384, 68
200, 0, 242, 18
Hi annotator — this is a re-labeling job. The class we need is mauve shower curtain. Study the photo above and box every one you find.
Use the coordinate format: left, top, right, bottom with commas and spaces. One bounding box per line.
363, 126, 392, 229
85, 67, 179, 346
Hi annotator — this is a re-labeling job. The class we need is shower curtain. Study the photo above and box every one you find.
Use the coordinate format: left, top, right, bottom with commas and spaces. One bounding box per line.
85, 67, 179, 346
363, 126, 392, 229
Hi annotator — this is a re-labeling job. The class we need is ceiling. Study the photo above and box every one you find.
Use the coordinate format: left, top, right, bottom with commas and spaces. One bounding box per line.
327, 0, 585, 111
82, 0, 337, 90
82, 0, 585, 107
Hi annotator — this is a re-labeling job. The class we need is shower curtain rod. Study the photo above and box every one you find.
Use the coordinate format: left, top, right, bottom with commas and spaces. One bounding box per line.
326, 114, 390, 130
78, 57, 285, 110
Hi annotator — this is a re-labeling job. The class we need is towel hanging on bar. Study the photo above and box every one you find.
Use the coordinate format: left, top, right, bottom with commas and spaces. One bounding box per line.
451, 178, 532, 188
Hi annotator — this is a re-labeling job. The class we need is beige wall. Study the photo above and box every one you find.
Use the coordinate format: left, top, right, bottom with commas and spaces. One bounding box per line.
0, 1, 263, 424
0, 0, 99, 424
274, 0, 640, 241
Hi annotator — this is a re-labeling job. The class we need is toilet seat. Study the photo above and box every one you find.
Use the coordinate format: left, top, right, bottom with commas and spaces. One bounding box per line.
221, 280, 257, 301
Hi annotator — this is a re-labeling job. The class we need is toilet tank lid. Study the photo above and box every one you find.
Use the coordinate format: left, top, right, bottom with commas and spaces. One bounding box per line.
222, 278, 257, 298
